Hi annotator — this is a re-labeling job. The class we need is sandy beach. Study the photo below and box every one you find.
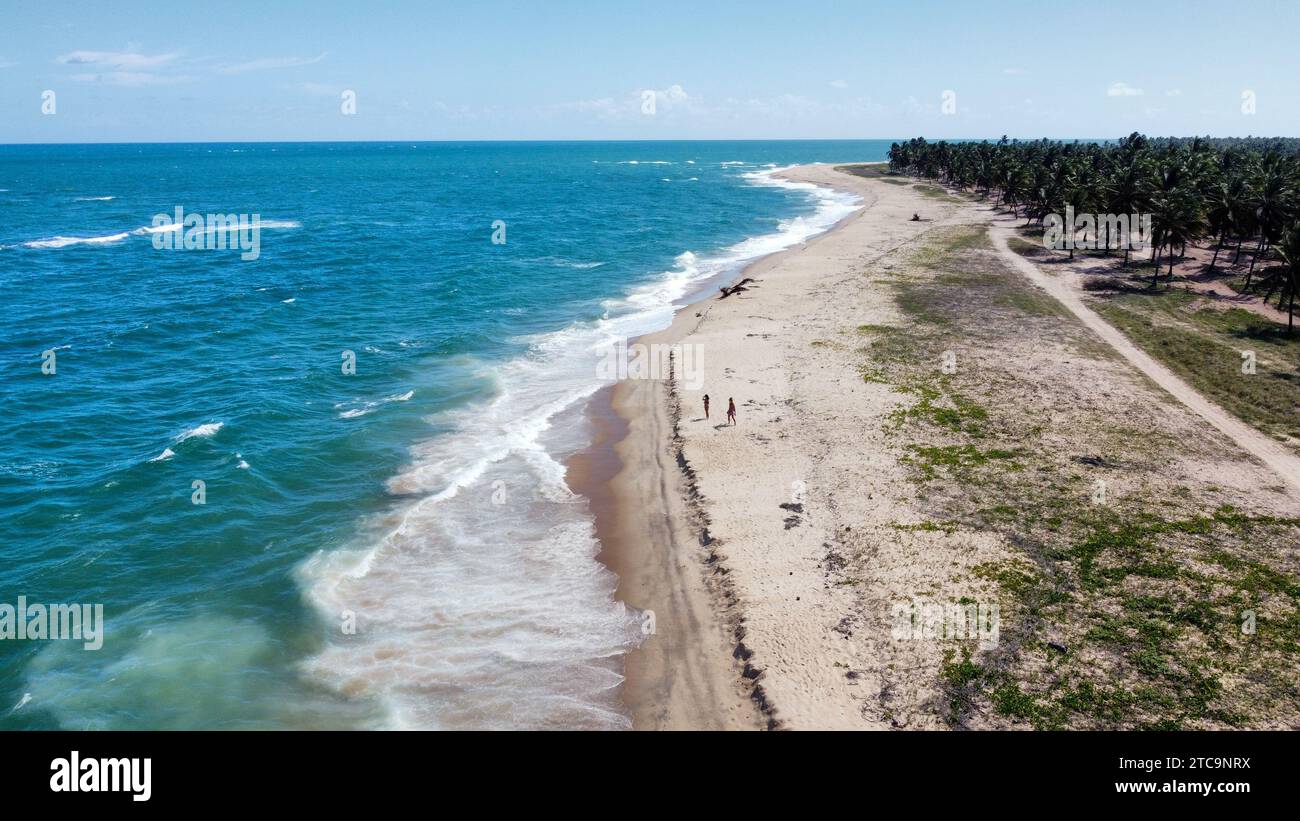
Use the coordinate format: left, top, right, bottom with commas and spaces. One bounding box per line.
578, 163, 1300, 731
583, 163, 966, 729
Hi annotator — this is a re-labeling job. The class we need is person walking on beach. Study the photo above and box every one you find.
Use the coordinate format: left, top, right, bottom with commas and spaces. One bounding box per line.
703, 394, 710, 420
726, 398, 736, 426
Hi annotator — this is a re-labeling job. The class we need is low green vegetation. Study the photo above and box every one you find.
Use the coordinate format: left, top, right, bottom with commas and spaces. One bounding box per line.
1093, 290, 1300, 451
1007, 236, 1050, 258
834, 163, 892, 179
902, 444, 1022, 482
856, 223, 1300, 729
912, 183, 960, 202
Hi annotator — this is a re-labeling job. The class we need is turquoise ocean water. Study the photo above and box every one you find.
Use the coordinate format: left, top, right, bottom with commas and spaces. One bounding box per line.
0, 141, 889, 729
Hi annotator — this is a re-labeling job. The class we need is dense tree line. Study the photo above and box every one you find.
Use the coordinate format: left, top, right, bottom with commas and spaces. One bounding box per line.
888, 134, 1300, 330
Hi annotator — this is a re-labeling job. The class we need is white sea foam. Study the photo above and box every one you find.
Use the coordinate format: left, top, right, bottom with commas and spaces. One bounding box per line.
337, 391, 414, 419
22, 218, 298, 249
527, 256, 606, 270
75, 196, 116, 201
177, 422, 223, 442
23, 232, 130, 249
145, 422, 223, 464
134, 218, 299, 236
137, 223, 182, 235
298, 165, 861, 729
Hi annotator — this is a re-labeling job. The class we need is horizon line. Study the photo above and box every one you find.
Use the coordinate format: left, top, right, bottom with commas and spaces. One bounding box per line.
0, 135, 1218, 147
5, 134, 1297, 148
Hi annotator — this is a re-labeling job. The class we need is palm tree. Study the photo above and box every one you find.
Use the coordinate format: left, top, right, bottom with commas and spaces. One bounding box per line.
1258, 225, 1300, 332
890, 135, 1298, 300
1246, 166, 1292, 285
1149, 191, 1203, 287
1147, 156, 1187, 283
1001, 164, 1030, 217
1203, 178, 1240, 273
1107, 154, 1150, 265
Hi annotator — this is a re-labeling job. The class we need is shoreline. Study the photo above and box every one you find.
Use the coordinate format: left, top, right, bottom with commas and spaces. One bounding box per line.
568, 162, 886, 729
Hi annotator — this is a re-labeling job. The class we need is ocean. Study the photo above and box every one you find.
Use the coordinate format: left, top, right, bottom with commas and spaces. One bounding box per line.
0, 140, 888, 729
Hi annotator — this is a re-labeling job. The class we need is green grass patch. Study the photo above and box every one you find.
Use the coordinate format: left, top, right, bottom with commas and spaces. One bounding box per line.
889, 380, 990, 435
834, 163, 891, 178
903, 443, 1021, 481
1093, 290, 1300, 449
1008, 235, 1050, 258
913, 183, 960, 201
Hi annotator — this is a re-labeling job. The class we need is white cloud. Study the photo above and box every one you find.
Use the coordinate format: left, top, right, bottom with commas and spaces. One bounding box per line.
552, 84, 694, 120
0, 57, 16, 69
902, 95, 935, 116
652, 83, 691, 108
541, 86, 901, 133
1165, 89, 1182, 97
829, 79, 848, 89
1107, 81, 1144, 97
1002, 67, 1027, 75
57, 50, 180, 70
57, 49, 188, 85
69, 71, 191, 86
217, 52, 327, 74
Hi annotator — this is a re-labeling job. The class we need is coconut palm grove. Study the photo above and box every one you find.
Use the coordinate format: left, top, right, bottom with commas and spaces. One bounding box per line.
889, 135, 1300, 328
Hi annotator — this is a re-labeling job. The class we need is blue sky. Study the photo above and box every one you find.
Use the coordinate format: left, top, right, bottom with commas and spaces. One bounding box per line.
3, 0, 1299, 142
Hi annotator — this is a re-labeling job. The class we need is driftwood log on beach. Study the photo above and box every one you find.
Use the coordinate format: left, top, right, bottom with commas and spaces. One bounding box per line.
719, 277, 756, 299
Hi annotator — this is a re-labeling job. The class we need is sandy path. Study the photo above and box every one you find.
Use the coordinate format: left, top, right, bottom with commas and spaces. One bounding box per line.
990, 219, 1300, 497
